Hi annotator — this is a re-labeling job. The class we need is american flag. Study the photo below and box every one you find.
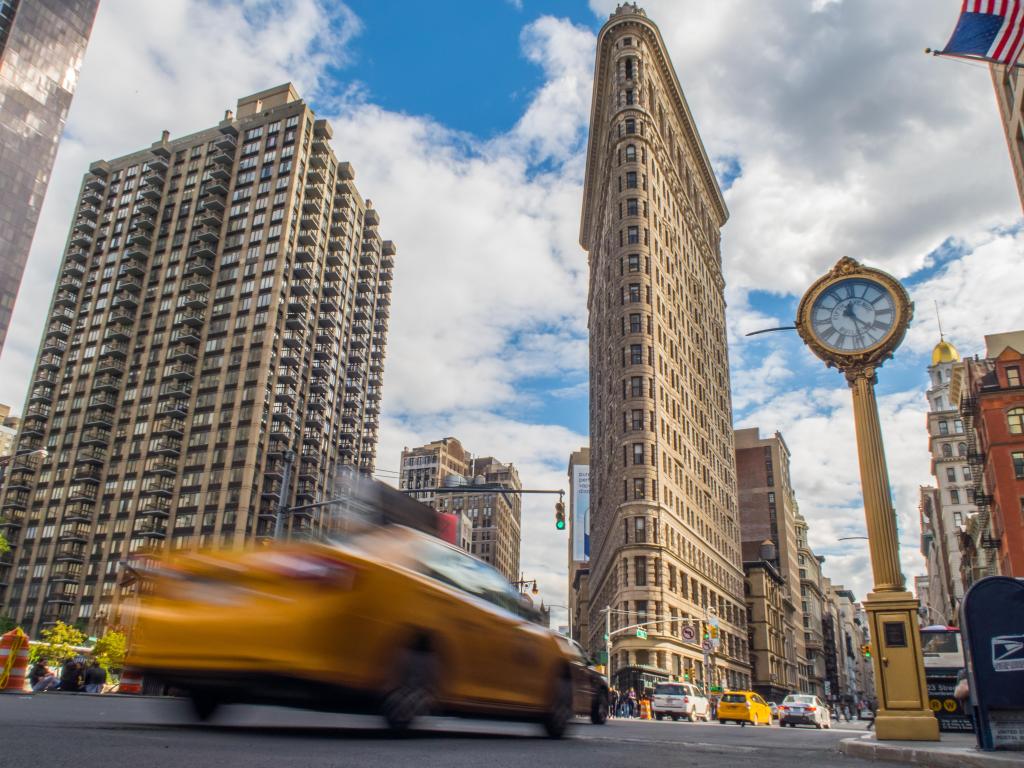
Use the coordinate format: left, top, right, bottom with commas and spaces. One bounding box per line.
942, 0, 1024, 65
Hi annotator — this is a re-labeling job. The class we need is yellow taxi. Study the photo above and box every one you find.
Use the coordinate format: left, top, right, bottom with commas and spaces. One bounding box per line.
128, 525, 601, 736
717, 690, 773, 726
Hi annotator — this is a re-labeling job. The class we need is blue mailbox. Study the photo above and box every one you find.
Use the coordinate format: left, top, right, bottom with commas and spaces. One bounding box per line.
960, 576, 1024, 751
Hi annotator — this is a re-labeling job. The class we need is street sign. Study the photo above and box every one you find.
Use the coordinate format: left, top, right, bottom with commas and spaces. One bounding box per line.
702, 640, 712, 651
681, 626, 696, 643
636, 628, 648, 640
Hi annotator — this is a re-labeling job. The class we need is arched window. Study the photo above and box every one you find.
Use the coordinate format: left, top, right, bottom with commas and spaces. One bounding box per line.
1008, 407, 1024, 435
942, 444, 953, 458
624, 144, 636, 162
957, 442, 967, 457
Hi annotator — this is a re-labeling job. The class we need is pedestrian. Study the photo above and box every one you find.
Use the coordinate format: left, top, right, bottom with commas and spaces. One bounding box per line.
866, 701, 877, 731
30, 661, 58, 692
842, 704, 851, 722
627, 687, 637, 718
58, 659, 83, 692
83, 660, 107, 694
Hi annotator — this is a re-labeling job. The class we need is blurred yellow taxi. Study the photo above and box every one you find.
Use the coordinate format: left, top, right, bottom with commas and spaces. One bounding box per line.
717, 690, 772, 726
128, 525, 599, 736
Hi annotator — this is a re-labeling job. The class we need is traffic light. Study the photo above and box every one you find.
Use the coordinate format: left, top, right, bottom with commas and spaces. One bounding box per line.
861, 644, 872, 660
709, 625, 719, 640
554, 501, 566, 530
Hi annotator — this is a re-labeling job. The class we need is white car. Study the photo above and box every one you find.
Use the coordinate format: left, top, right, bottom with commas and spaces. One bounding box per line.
651, 682, 711, 722
778, 694, 832, 729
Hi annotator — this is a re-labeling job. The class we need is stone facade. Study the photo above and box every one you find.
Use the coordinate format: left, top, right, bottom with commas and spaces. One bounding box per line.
0, 84, 393, 635
582, 3, 749, 693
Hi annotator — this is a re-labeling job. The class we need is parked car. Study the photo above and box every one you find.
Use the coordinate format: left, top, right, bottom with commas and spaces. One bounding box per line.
778, 694, 832, 729
717, 690, 772, 725
650, 681, 711, 722
768, 701, 779, 719
129, 525, 589, 737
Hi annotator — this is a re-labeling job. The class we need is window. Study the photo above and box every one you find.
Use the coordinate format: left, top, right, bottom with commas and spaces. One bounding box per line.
627, 226, 640, 244
633, 443, 644, 465
628, 283, 641, 303
958, 442, 968, 457
633, 478, 645, 500
1008, 366, 1021, 387
939, 421, 949, 435
942, 444, 953, 458
635, 557, 647, 586
946, 468, 956, 482
629, 314, 642, 334
630, 376, 643, 397
1008, 408, 1024, 435
950, 489, 960, 505
627, 254, 640, 272
634, 516, 646, 542
625, 118, 636, 134
626, 198, 639, 216
631, 410, 644, 430
630, 344, 643, 364
1013, 452, 1024, 479
626, 171, 638, 189
624, 144, 636, 162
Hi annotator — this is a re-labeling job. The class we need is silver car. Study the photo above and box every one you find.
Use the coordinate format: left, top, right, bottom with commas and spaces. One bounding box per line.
651, 682, 711, 722
778, 694, 832, 729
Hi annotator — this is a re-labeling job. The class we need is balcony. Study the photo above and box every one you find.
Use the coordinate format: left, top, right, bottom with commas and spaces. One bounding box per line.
119, 256, 146, 277
29, 384, 54, 404
38, 353, 63, 369
116, 275, 143, 295
71, 465, 103, 484
133, 214, 156, 231
95, 357, 125, 376
46, 584, 79, 604
143, 477, 176, 496
291, 279, 313, 297
167, 342, 198, 362
20, 415, 46, 436
88, 392, 118, 410
139, 183, 162, 200
83, 412, 113, 432
153, 417, 185, 436
275, 385, 297, 403
293, 262, 313, 281
160, 381, 192, 400
50, 563, 83, 583
170, 326, 200, 345
55, 542, 86, 562
298, 228, 320, 247
112, 290, 139, 309
180, 292, 208, 310
164, 362, 195, 380
137, 198, 158, 216
74, 446, 108, 464
50, 308, 75, 327
80, 428, 111, 446
138, 522, 167, 539
147, 155, 168, 173
99, 340, 128, 358
207, 161, 231, 182
139, 497, 171, 517
53, 289, 79, 307
192, 225, 220, 244
34, 369, 59, 387
70, 230, 93, 248
150, 437, 182, 456
176, 308, 206, 326
202, 179, 228, 198
184, 256, 213, 277
295, 249, 316, 264
2, 491, 30, 510
142, 171, 165, 189
63, 260, 85, 279
215, 133, 237, 152
146, 457, 178, 475
67, 484, 98, 503
303, 196, 324, 216
280, 346, 301, 366
306, 166, 326, 186
276, 366, 298, 384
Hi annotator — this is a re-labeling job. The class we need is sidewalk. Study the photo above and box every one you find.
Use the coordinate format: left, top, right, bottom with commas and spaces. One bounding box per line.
840, 733, 1024, 767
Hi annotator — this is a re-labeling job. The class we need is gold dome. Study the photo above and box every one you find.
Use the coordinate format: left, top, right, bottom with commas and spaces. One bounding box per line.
932, 339, 960, 365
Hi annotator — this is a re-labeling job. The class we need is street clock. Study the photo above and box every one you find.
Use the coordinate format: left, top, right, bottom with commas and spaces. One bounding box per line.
795, 257, 914, 373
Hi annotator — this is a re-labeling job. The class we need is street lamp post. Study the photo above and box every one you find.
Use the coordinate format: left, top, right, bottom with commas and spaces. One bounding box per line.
795, 257, 939, 741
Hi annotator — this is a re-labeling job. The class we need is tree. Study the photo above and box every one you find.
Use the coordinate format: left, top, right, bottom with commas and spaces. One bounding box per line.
0, 531, 9, 556
91, 630, 127, 672
29, 620, 86, 664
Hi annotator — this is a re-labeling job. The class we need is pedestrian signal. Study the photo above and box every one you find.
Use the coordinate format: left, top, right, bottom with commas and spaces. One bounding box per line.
554, 501, 566, 530
861, 644, 872, 659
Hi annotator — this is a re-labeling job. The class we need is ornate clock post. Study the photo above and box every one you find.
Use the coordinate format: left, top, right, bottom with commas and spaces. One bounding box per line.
796, 257, 939, 741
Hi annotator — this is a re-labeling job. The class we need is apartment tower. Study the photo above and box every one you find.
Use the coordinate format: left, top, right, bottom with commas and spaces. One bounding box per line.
582, 4, 749, 692
0, 0, 100, 352
0, 84, 393, 635
399, 440, 522, 581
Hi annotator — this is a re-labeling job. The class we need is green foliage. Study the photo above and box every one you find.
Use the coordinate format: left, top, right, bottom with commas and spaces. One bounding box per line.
91, 630, 127, 672
28, 620, 87, 664
0, 531, 9, 556
0, 615, 15, 633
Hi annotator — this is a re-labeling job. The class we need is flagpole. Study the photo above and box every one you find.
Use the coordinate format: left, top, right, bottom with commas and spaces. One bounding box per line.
924, 47, 1024, 69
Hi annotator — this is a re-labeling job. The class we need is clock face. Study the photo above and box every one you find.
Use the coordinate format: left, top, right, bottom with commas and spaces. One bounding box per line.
810, 277, 897, 353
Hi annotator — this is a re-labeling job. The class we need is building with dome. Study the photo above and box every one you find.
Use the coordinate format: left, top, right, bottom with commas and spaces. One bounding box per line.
919, 335, 975, 624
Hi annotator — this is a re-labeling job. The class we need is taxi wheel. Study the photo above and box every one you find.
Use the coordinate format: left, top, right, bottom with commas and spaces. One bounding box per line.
687, 711, 696, 722
189, 691, 219, 722
543, 674, 573, 738
381, 648, 436, 733
590, 691, 608, 724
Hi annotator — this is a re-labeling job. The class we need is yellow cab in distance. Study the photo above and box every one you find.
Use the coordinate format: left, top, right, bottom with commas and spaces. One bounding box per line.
717, 690, 773, 726
127, 524, 605, 737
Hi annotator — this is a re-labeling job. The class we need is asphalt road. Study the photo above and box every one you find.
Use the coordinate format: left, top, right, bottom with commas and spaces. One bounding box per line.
0, 693, 879, 768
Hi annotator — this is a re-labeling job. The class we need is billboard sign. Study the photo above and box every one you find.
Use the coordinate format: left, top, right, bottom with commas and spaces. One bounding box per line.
571, 464, 590, 562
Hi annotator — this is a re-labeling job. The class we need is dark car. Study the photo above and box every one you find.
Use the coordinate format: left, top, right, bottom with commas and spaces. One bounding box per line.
562, 638, 609, 724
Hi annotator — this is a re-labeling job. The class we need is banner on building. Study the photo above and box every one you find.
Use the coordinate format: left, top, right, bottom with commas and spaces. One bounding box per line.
572, 464, 590, 562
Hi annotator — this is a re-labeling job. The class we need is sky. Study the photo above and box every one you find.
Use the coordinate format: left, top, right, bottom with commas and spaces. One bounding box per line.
1, 0, 1022, 626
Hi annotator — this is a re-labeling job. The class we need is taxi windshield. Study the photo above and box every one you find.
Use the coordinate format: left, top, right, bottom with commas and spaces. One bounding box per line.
721, 693, 747, 703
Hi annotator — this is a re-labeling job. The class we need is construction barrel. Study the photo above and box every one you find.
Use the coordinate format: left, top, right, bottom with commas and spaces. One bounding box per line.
0, 627, 31, 693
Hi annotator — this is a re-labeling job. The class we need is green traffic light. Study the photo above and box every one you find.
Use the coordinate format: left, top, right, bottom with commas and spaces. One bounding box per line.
556, 520, 566, 530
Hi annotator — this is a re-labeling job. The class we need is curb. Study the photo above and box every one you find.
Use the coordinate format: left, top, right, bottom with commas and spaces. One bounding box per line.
839, 735, 1024, 767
